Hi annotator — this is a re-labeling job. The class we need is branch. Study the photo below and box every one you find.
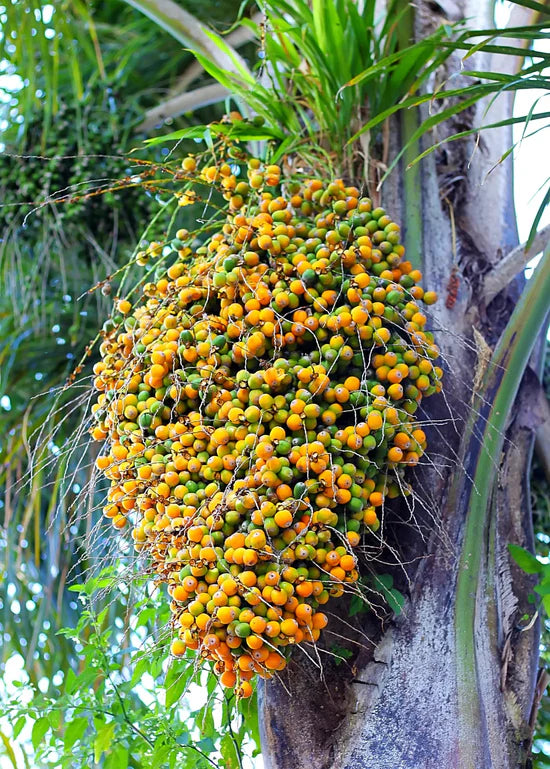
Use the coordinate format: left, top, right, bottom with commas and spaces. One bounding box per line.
139, 13, 262, 132
535, 395, 550, 488
123, 0, 251, 76
166, 15, 262, 96
482, 224, 550, 304
527, 668, 550, 758
138, 83, 229, 132
223, 694, 245, 769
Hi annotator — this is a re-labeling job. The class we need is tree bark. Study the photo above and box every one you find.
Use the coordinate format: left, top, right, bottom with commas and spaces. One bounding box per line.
258, 1, 543, 766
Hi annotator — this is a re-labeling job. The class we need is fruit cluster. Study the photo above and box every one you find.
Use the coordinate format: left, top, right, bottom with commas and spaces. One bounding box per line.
91, 149, 442, 698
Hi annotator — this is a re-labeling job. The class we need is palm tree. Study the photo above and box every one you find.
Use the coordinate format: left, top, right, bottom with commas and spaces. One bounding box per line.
1, 1, 549, 767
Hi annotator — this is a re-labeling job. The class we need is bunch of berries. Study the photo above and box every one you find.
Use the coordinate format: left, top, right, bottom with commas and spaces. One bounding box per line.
91, 147, 441, 698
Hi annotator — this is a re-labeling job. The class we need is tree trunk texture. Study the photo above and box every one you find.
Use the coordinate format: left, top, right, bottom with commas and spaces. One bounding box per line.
259, 1, 544, 767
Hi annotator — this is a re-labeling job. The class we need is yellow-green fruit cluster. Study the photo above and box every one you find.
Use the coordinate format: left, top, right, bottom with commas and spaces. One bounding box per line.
91, 157, 442, 698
